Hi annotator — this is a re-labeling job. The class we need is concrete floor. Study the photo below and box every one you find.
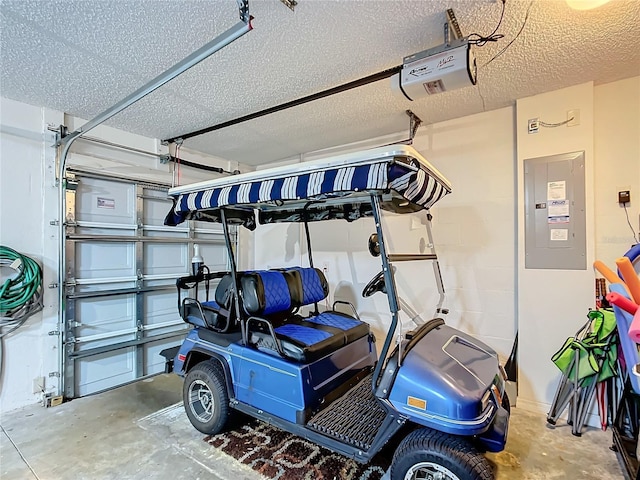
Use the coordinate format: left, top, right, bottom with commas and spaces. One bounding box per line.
0, 374, 625, 480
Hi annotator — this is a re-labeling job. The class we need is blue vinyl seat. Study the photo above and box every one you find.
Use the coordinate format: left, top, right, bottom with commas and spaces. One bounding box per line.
243, 270, 345, 362
288, 267, 370, 345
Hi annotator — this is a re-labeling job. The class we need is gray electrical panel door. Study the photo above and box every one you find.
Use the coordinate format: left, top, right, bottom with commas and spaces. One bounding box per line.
524, 151, 586, 270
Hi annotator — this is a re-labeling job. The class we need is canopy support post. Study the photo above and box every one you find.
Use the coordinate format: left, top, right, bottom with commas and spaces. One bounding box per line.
424, 210, 447, 317
220, 209, 245, 345
370, 194, 400, 394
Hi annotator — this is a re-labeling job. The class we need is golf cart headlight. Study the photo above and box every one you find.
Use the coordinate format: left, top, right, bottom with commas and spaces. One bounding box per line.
481, 384, 503, 413
481, 390, 492, 412
491, 384, 503, 406
498, 364, 508, 382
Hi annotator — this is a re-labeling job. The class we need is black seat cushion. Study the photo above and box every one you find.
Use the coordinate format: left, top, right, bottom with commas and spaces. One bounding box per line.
303, 311, 369, 344
250, 323, 345, 363
183, 299, 221, 328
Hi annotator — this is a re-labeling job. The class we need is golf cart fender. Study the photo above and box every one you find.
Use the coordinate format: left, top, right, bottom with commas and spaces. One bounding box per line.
388, 324, 503, 437
175, 333, 235, 399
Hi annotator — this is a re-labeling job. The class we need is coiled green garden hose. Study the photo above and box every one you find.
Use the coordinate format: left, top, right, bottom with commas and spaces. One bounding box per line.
0, 246, 42, 318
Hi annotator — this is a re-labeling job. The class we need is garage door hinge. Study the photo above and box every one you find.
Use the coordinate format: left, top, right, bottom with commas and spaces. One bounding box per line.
64, 178, 79, 191
48, 330, 60, 336
48, 372, 60, 378
50, 220, 59, 226
48, 282, 59, 289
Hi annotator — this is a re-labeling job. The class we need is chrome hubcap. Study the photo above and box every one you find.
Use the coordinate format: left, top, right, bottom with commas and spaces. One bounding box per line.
404, 462, 460, 480
188, 379, 214, 423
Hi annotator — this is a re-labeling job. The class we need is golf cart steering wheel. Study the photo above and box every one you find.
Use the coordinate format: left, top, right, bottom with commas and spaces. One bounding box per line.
362, 271, 386, 298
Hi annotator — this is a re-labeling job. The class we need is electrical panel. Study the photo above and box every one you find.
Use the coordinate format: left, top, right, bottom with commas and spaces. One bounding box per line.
524, 151, 586, 270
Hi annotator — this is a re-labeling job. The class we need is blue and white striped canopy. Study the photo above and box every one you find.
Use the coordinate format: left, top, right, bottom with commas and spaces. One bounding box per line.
165, 145, 451, 227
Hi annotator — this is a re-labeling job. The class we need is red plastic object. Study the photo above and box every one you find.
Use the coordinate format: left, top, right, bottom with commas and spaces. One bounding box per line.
606, 292, 639, 315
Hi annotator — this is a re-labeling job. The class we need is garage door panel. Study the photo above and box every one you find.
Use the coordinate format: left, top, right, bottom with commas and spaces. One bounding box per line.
145, 325, 187, 339
144, 338, 183, 375
144, 229, 188, 239
64, 170, 230, 399
76, 227, 135, 236
144, 291, 180, 326
143, 195, 173, 226
144, 279, 176, 289
194, 220, 224, 232
144, 243, 188, 277
76, 349, 136, 397
197, 241, 228, 270
76, 177, 135, 225
75, 282, 138, 294
75, 296, 136, 351
76, 242, 135, 280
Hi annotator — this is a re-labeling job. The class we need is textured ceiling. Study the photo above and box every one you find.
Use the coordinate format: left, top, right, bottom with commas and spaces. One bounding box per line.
1, 0, 639, 165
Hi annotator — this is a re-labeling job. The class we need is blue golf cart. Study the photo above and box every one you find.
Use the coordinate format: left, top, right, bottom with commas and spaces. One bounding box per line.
161, 145, 509, 480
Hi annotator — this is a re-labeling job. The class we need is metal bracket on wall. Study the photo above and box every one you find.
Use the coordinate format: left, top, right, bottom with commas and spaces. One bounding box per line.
445, 9, 464, 44
279, 0, 297, 11
237, 0, 250, 23
407, 110, 422, 143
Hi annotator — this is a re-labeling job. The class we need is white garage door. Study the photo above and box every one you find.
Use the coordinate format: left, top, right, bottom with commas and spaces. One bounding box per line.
63, 169, 230, 398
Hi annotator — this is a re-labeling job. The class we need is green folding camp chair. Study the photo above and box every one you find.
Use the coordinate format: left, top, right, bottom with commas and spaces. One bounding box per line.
547, 309, 618, 436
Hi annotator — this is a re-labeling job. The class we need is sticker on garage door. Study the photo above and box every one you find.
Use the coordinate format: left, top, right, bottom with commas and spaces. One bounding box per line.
97, 197, 115, 209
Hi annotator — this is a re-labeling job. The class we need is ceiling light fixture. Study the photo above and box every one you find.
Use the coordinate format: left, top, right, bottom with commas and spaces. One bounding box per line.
566, 0, 611, 10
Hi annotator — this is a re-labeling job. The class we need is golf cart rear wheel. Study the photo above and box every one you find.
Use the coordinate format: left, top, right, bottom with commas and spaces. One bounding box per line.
183, 360, 230, 435
391, 428, 493, 480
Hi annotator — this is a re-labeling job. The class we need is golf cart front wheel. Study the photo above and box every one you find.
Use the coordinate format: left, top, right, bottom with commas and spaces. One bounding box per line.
390, 428, 493, 480
183, 360, 230, 435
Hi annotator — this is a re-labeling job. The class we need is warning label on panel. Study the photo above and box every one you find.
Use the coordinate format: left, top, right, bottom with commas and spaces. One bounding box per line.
97, 197, 115, 209
423, 80, 445, 94
548, 199, 569, 224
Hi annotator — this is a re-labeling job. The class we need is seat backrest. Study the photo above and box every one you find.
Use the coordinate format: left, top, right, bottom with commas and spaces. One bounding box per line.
214, 274, 236, 308
288, 267, 329, 307
240, 270, 296, 316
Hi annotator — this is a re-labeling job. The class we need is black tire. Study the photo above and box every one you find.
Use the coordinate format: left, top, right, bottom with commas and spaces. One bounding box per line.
390, 428, 494, 480
183, 360, 230, 435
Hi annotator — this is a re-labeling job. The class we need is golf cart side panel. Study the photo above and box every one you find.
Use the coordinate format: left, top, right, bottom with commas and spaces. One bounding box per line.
233, 344, 306, 421
307, 333, 377, 393
234, 334, 376, 424
389, 324, 501, 436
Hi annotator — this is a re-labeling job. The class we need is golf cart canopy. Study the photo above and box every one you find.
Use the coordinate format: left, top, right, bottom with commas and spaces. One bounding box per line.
164, 145, 452, 229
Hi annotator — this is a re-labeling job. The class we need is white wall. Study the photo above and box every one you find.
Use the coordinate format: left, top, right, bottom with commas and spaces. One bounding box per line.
413, 107, 517, 359
0, 98, 58, 412
516, 82, 596, 414
515, 78, 640, 419
0, 97, 245, 411
593, 76, 640, 265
